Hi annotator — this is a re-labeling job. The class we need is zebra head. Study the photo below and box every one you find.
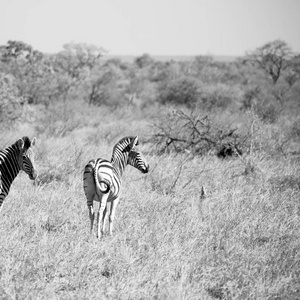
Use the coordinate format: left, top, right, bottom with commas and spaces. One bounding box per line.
17, 137, 37, 180
127, 136, 150, 174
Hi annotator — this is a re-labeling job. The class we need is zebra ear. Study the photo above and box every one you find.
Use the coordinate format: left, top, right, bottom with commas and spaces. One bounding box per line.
128, 136, 138, 151
17, 139, 24, 150
131, 136, 139, 149
31, 137, 36, 147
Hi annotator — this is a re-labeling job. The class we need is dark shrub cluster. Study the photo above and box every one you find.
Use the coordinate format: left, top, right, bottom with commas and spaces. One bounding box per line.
157, 76, 200, 108
151, 109, 243, 157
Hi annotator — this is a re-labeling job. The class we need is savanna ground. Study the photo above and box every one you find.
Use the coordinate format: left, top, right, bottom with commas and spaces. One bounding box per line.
0, 40, 300, 299
0, 103, 300, 300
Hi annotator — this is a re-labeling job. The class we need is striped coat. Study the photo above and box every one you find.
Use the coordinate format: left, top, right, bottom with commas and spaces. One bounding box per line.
0, 137, 37, 210
83, 136, 149, 238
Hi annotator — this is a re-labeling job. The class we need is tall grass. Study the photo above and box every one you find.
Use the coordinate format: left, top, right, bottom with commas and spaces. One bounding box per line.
0, 103, 299, 299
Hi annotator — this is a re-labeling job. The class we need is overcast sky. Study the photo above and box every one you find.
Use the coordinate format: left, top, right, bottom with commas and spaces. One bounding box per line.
1, 0, 299, 56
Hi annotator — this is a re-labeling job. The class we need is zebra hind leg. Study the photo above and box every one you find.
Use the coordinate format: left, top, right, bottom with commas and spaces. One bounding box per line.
109, 197, 120, 236
102, 205, 107, 235
96, 194, 108, 239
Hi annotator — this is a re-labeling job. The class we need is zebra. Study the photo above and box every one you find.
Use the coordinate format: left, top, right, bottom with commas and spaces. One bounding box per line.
83, 136, 149, 239
0, 136, 37, 211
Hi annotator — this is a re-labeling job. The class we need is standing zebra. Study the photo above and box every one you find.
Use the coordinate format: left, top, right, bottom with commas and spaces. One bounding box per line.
83, 136, 149, 238
0, 136, 37, 211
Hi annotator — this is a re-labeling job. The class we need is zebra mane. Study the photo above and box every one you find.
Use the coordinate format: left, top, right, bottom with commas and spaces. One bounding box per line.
10, 136, 33, 151
111, 136, 138, 161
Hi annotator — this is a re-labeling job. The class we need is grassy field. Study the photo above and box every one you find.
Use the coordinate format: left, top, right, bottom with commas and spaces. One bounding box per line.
0, 102, 299, 300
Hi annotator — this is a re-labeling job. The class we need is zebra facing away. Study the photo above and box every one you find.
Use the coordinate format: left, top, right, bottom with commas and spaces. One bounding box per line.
83, 136, 149, 239
0, 136, 37, 211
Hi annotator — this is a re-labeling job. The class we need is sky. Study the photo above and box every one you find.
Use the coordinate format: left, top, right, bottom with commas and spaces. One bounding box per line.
0, 0, 300, 56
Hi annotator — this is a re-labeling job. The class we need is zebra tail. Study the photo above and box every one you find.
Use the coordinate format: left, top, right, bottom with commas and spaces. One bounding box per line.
97, 180, 110, 194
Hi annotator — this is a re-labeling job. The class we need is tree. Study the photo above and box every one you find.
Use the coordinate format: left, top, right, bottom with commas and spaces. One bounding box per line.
53, 43, 106, 101
284, 54, 300, 87
193, 55, 213, 74
85, 60, 124, 107
247, 40, 294, 84
0, 73, 25, 127
152, 109, 241, 156
0, 40, 56, 105
0, 40, 33, 62
158, 76, 200, 108
135, 54, 154, 68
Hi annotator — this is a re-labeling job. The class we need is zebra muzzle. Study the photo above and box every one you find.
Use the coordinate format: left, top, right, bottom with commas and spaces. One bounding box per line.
141, 164, 150, 174
29, 170, 38, 180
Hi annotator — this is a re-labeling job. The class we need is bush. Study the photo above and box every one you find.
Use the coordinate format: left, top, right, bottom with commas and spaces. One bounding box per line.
35, 105, 81, 137
157, 76, 200, 108
199, 83, 238, 111
288, 118, 300, 141
255, 101, 279, 123
241, 86, 280, 124
241, 86, 261, 111
0, 73, 25, 127
268, 175, 300, 192
151, 109, 242, 156
89, 88, 111, 106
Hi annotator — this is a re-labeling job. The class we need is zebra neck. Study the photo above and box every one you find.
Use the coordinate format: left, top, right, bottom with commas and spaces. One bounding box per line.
111, 156, 127, 179
0, 146, 21, 185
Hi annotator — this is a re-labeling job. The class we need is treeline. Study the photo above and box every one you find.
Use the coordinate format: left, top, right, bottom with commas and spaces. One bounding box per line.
1, 39, 299, 111
1, 39, 300, 157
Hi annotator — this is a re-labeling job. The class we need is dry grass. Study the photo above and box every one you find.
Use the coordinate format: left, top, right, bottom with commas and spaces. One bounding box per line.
0, 104, 299, 299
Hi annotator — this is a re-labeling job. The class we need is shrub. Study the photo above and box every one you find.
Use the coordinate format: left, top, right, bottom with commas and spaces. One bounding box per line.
254, 101, 279, 123
199, 83, 237, 111
89, 88, 111, 106
241, 86, 280, 124
35, 105, 81, 137
135, 54, 154, 69
151, 109, 242, 156
268, 175, 300, 192
157, 76, 200, 108
241, 86, 261, 111
288, 118, 300, 141
0, 73, 25, 127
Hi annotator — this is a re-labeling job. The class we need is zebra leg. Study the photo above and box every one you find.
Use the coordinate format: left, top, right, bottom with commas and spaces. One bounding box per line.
0, 184, 5, 212
88, 205, 95, 233
96, 194, 108, 239
0, 177, 3, 212
102, 206, 107, 235
0, 198, 4, 212
109, 197, 120, 236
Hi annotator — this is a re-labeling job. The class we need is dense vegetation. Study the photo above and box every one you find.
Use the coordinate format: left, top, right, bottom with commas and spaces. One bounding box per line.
0, 39, 300, 299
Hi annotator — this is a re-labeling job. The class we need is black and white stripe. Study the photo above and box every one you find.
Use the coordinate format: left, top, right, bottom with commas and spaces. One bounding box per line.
83, 136, 149, 238
0, 137, 37, 210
